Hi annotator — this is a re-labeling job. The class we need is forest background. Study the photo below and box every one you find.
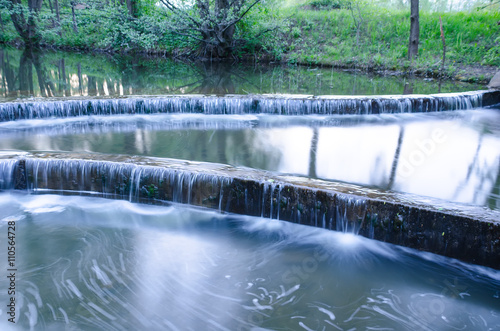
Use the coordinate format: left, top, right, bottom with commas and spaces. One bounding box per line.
1, 0, 499, 82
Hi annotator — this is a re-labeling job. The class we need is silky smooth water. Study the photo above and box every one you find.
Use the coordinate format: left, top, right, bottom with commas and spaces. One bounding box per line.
0, 193, 499, 331
1, 109, 499, 211
1, 46, 499, 331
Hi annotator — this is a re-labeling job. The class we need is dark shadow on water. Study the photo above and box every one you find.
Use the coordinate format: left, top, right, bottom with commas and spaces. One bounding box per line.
177, 62, 237, 95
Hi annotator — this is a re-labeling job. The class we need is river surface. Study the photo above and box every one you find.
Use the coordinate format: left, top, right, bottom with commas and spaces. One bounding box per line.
0, 47, 485, 101
0, 109, 499, 211
0, 193, 499, 331
0, 47, 499, 330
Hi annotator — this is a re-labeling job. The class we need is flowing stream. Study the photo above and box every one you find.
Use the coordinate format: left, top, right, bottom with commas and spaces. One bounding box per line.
1, 109, 499, 211
0, 48, 499, 330
0, 193, 499, 331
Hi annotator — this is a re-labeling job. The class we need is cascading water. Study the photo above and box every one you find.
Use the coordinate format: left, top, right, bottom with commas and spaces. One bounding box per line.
20, 158, 234, 210
2, 152, 498, 270
7, 156, 340, 225
1, 47, 500, 331
0, 90, 492, 122
0, 159, 16, 190
334, 197, 368, 234
6, 156, 373, 233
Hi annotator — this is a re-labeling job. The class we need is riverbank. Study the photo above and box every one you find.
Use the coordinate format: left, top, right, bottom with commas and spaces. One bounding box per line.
2, 42, 497, 86
0, 2, 499, 84
275, 5, 500, 84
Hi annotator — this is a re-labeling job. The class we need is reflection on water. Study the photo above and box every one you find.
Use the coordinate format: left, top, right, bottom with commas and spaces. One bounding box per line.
1, 109, 499, 211
0, 47, 485, 100
0, 193, 498, 330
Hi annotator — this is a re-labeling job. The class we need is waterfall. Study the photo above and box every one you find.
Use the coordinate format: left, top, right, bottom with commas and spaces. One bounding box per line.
0, 154, 499, 269
0, 156, 372, 229
0, 159, 17, 190
19, 158, 233, 210
0, 91, 493, 122
334, 197, 368, 234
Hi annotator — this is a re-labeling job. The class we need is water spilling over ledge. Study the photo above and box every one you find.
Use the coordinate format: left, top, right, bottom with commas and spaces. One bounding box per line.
1, 90, 499, 122
1, 152, 499, 269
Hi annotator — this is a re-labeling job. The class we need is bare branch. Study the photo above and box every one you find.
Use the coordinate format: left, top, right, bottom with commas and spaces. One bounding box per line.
222, 0, 261, 33
252, 26, 279, 39
160, 0, 202, 29
161, 0, 265, 57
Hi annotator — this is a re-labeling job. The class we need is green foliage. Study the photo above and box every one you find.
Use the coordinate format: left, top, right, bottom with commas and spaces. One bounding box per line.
0, 0, 498, 75
484, 36, 500, 66
233, 1, 288, 59
306, 0, 345, 10
98, 9, 164, 50
278, 2, 500, 73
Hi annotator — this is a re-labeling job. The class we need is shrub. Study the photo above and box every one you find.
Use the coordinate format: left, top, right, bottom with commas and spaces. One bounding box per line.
307, 0, 347, 10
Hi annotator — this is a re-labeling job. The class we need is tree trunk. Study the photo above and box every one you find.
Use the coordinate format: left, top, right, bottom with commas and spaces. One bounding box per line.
218, 0, 236, 57
387, 126, 405, 190
47, 0, 57, 34
195, 0, 237, 58
19, 49, 33, 96
439, 16, 446, 74
27, 0, 43, 45
31, 50, 55, 97
8, 0, 44, 47
77, 63, 83, 95
126, 0, 138, 18
54, 0, 61, 36
88, 76, 97, 96
0, 50, 5, 97
165, 0, 261, 58
408, 0, 419, 60
2, 50, 18, 97
308, 128, 318, 178
71, 2, 78, 33
47, 0, 53, 14
217, 0, 235, 56
54, 0, 60, 21
0, 12, 5, 34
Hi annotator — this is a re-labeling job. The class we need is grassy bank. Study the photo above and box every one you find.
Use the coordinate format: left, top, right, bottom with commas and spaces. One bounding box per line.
275, 2, 500, 82
0, 0, 499, 82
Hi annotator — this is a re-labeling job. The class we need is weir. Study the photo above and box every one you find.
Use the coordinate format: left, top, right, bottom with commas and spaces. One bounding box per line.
1, 152, 499, 269
1, 90, 499, 122
2, 45, 500, 330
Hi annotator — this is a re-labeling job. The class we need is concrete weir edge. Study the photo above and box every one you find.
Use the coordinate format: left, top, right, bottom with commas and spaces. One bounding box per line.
1, 152, 499, 270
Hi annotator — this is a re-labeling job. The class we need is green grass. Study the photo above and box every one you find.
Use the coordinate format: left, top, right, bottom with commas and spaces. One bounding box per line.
274, 3, 500, 79
1, 0, 499, 80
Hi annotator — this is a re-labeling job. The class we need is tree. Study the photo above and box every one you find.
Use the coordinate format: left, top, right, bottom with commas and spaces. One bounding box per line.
159, 0, 262, 58
408, 0, 419, 60
6, 0, 44, 47
126, 0, 138, 18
